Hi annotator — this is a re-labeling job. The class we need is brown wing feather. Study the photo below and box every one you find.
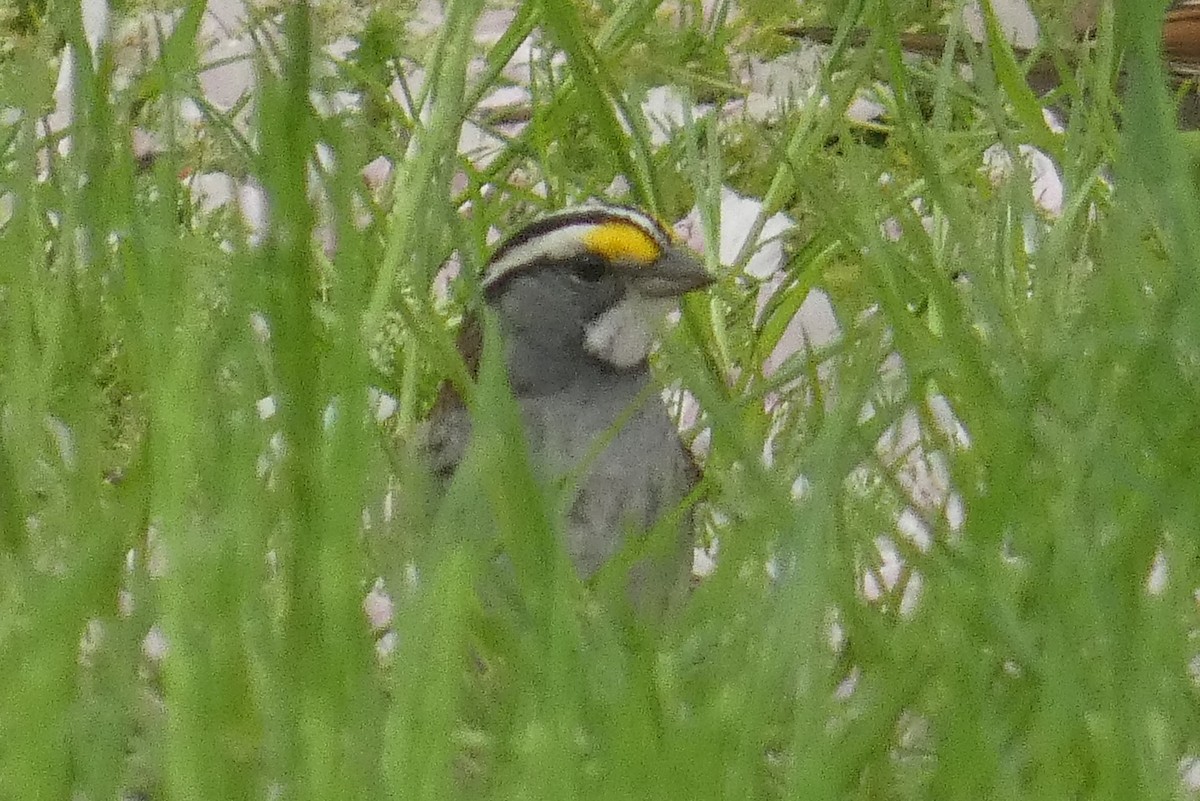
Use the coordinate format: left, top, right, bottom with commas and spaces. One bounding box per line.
431, 313, 483, 416
424, 314, 484, 483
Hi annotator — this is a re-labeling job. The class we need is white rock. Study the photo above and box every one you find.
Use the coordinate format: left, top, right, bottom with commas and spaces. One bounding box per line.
81, 0, 110, 66
982, 143, 1064, 217
678, 187, 795, 278
963, 0, 1040, 50
363, 579, 395, 630
256, 395, 276, 420
142, 625, 169, 662
641, 86, 701, 146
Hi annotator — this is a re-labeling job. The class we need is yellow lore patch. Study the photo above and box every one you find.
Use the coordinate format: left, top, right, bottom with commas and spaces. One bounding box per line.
582, 221, 662, 265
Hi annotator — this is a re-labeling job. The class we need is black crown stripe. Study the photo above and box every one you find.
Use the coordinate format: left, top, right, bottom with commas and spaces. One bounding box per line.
486, 205, 670, 268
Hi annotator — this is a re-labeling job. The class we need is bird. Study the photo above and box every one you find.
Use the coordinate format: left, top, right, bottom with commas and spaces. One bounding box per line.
425, 203, 714, 620
781, 0, 1200, 127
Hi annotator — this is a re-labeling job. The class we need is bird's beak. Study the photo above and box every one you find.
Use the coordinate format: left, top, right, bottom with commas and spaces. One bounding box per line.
631, 247, 714, 298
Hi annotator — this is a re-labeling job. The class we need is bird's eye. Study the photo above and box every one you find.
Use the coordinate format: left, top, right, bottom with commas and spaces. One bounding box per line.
569, 259, 607, 284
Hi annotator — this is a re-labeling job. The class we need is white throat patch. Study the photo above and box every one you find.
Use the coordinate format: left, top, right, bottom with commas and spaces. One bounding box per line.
584, 292, 677, 369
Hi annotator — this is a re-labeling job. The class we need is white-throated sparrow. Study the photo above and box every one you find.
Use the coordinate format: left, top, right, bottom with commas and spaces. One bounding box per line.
427, 204, 713, 617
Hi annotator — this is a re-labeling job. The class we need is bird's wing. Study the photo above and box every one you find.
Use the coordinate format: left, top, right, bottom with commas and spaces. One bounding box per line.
422, 314, 483, 485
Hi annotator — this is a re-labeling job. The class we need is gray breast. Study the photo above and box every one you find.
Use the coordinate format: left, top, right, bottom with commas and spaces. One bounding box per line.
425, 372, 698, 615
519, 376, 696, 611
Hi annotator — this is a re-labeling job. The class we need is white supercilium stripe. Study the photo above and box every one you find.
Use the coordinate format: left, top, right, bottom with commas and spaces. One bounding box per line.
483, 223, 599, 290
481, 205, 669, 290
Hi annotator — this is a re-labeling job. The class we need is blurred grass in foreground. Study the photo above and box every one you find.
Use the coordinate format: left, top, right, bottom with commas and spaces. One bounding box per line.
1, 1, 1199, 800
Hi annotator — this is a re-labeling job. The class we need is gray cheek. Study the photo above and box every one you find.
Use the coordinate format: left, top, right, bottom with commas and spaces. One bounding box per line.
495, 278, 538, 328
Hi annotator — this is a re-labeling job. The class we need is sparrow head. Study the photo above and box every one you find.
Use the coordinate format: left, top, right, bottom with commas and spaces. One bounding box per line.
481, 204, 712, 384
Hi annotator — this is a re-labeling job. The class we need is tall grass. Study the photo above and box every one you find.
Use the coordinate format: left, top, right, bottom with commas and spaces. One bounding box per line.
1, 1, 1197, 799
